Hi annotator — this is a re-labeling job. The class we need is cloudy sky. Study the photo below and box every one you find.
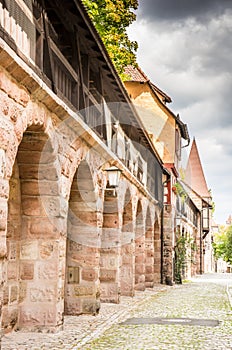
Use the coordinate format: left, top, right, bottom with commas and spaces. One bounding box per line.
128, 0, 232, 225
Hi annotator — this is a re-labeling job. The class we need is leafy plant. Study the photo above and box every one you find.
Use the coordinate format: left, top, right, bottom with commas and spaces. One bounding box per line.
174, 231, 187, 284
82, 0, 138, 79
174, 182, 187, 203
213, 225, 232, 264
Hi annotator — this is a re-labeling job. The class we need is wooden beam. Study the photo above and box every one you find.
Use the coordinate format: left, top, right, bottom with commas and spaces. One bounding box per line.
81, 54, 90, 89
41, 0, 57, 94
75, 31, 87, 113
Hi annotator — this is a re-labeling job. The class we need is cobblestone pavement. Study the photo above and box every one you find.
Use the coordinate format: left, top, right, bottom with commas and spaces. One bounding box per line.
2, 273, 232, 350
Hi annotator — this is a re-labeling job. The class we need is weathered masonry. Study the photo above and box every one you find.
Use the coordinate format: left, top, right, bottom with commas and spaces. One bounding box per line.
0, 0, 165, 333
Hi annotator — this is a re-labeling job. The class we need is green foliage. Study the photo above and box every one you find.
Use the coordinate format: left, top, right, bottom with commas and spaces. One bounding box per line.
213, 225, 232, 264
225, 226, 232, 264
175, 182, 187, 203
208, 189, 215, 214
174, 231, 187, 284
82, 0, 138, 79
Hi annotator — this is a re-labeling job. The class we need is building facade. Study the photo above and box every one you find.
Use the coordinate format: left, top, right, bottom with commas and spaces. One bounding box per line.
184, 139, 213, 275
124, 66, 190, 284
0, 0, 214, 338
0, 0, 166, 333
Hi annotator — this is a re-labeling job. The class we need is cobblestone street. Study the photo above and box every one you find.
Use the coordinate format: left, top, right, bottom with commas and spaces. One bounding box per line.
2, 273, 232, 350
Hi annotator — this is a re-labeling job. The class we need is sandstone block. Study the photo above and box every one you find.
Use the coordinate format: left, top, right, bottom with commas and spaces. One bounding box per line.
8, 242, 18, 260
0, 179, 9, 198
0, 236, 7, 257
19, 306, 58, 328
0, 68, 29, 106
82, 268, 98, 282
121, 254, 133, 265
30, 217, 64, 239
20, 241, 38, 260
64, 299, 81, 315
3, 286, 9, 305
1, 306, 18, 330
38, 261, 57, 280
39, 241, 55, 260
135, 264, 145, 275
7, 261, 18, 280
100, 283, 120, 303
30, 285, 56, 302
82, 298, 100, 314
21, 180, 59, 196
135, 254, 145, 264
21, 197, 42, 216
20, 262, 34, 280
10, 285, 18, 303
103, 214, 119, 228
73, 285, 95, 297
120, 282, 134, 297
100, 269, 117, 282
145, 265, 153, 274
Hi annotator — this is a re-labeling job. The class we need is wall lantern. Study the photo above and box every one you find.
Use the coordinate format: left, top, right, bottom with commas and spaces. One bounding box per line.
105, 166, 122, 188
202, 203, 213, 234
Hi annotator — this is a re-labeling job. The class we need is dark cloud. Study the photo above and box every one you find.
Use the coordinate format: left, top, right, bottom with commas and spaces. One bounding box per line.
138, 0, 232, 22
129, 1, 232, 223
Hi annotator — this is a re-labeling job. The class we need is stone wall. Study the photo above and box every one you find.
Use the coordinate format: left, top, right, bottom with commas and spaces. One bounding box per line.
0, 43, 162, 333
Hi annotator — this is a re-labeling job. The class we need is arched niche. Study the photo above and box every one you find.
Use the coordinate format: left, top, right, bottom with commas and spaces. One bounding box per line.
65, 160, 100, 315
4, 126, 63, 332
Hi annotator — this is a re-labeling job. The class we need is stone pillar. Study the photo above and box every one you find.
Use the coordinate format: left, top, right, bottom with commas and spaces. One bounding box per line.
2, 162, 21, 333
100, 192, 120, 303
3, 131, 66, 333
120, 240, 135, 296
135, 201, 145, 291
145, 210, 154, 288
153, 220, 161, 283
120, 192, 134, 296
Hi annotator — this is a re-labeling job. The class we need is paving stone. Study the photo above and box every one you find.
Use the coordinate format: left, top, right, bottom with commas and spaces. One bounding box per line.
2, 273, 232, 349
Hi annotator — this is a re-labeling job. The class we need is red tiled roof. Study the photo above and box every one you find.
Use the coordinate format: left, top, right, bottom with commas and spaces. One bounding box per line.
185, 139, 211, 198
124, 65, 149, 82
124, 65, 172, 103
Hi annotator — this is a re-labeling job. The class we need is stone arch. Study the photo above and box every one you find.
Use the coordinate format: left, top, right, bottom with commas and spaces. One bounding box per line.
154, 214, 161, 283
3, 125, 64, 333
135, 199, 145, 291
100, 184, 120, 303
121, 187, 134, 296
145, 206, 154, 288
65, 159, 100, 315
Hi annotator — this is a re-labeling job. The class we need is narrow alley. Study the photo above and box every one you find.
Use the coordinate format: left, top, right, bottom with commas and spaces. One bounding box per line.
2, 273, 232, 350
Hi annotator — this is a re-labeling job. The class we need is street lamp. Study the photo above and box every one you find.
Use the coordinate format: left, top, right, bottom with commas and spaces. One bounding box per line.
106, 166, 122, 196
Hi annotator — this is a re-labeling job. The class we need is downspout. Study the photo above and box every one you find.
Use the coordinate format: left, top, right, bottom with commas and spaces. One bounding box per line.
161, 206, 164, 284
161, 178, 170, 284
200, 210, 203, 274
